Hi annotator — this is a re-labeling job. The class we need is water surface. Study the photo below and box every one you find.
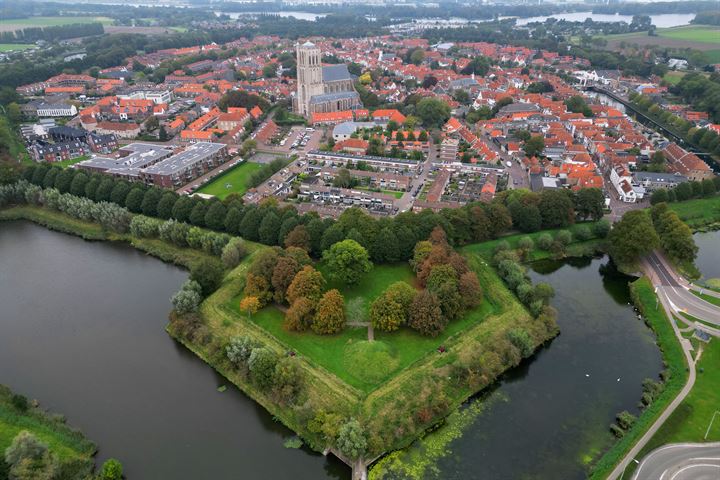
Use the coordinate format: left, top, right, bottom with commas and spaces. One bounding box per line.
695, 230, 720, 280
0, 221, 346, 479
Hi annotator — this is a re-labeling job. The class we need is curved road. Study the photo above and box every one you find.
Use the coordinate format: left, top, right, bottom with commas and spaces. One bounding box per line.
646, 252, 720, 325
632, 443, 720, 480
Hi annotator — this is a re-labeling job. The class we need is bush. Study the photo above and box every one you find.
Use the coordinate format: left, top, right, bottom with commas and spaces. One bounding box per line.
100, 459, 123, 480
574, 225, 592, 241
171, 280, 203, 314
555, 230, 573, 246
336, 419, 367, 460
10, 394, 28, 412
507, 328, 534, 357
592, 218, 611, 238
248, 347, 279, 390
221, 237, 248, 268
226, 336, 259, 370
312, 289, 346, 334
537, 233, 553, 250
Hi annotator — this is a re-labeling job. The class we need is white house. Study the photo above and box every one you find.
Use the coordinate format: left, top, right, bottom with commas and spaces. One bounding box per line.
610, 165, 637, 203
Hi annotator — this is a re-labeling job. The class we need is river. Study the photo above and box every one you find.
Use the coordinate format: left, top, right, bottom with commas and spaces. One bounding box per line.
0, 221, 346, 480
512, 12, 695, 28
373, 256, 664, 479
695, 230, 720, 280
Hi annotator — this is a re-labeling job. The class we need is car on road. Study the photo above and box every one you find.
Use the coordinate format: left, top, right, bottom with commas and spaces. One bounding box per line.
506, 161, 513, 168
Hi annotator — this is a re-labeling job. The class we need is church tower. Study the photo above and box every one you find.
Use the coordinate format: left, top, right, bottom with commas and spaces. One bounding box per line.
295, 41, 324, 116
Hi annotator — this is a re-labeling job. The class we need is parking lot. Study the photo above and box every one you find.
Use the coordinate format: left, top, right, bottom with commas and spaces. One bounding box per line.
258, 126, 324, 156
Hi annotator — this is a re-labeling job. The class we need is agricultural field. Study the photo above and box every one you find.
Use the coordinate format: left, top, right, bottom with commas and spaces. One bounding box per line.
196, 161, 263, 199
600, 25, 720, 62
0, 16, 113, 33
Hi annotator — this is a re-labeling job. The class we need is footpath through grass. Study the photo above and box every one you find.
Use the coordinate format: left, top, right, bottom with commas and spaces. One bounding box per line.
232, 262, 497, 392
590, 277, 689, 479
196, 161, 263, 199
641, 339, 720, 449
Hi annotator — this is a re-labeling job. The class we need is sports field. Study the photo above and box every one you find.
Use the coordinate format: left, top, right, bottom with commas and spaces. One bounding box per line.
0, 16, 113, 33
196, 161, 263, 199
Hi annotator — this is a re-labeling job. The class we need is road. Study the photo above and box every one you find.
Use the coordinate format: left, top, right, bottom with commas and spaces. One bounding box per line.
631, 443, 720, 480
646, 252, 720, 326
478, 131, 527, 189
395, 139, 437, 212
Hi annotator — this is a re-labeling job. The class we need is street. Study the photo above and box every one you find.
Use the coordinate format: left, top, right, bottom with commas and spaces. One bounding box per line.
632, 443, 720, 480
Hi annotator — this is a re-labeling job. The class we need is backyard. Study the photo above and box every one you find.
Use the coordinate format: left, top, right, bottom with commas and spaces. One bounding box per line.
196, 161, 263, 199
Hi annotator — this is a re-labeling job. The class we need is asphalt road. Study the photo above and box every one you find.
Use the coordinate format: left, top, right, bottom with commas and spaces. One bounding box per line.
632, 443, 720, 480
646, 252, 720, 325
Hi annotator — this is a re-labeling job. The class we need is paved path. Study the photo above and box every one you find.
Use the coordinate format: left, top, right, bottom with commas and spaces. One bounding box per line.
609, 255, 698, 480
631, 443, 720, 480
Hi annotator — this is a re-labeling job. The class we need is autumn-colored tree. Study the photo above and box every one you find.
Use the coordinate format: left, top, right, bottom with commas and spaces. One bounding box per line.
244, 272, 272, 306
249, 248, 281, 283
240, 296, 261, 317
285, 246, 312, 267
284, 297, 315, 331
312, 289, 346, 334
271, 256, 301, 304
429, 226, 448, 245
384, 281, 416, 320
370, 295, 405, 332
458, 271, 482, 309
285, 225, 312, 252
411, 240, 433, 272
409, 290, 446, 337
287, 266, 325, 304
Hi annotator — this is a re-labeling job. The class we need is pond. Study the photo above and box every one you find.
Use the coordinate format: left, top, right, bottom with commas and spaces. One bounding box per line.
0, 221, 347, 479
695, 230, 720, 280
372, 256, 664, 479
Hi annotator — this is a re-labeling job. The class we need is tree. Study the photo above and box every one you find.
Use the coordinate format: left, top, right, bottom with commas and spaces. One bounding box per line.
322, 239, 372, 285
124, 188, 145, 213
248, 347, 278, 390
221, 237, 247, 268
141, 188, 162, 217
564, 95, 593, 117
204, 201, 227, 231
259, 212, 282, 245
284, 297, 315, 331
285, 224, 311, 251
240, 296, 261, 317
4, 431, 47, 467
507, 328, 534, 357
370, 295, 405, 332
608, 210, 659, 266
575, 188, 605, 221
426, 264, 462, 321
416, 98, 451, 128
409, 290, 445, 337
171, 283, 202, 314
410, 48, 425, 65
650, 188, 669, 205
189, 202, 208, 227
523, 135, 545, 158
69, 172, 88, 197
263, 62, 277, 78
172, 195, 195, 222
509, 201, 541, 232
336, 419, 367, 460
271, 256, 301, 303
287, 266, 325, 304
539, 190, 574, 228
190, 258, 225, 296
313, 289, 345, 334
100, 459, 123, 480
458, 271, 482, 309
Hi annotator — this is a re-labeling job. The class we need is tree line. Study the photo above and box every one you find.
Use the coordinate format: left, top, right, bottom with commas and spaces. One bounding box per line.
650, 177, 720, 205
0, 23, 104, 44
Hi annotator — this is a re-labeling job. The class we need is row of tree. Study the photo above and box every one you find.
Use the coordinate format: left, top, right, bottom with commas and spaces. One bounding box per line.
650, 177, 720, 205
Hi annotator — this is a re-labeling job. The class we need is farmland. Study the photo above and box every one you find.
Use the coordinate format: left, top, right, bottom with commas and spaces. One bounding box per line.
0, 16, 113, 33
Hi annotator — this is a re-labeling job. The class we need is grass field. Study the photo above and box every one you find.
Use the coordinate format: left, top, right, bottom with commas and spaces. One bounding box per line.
600, 25, 720, 61
0, 385, 96, 471
230, 262, 497, 392
668, 196, 720, 230
55, 154, 90, 168
641, 338, 720, 450
0, 16, 113, 32
0, 43, 34, 52
196, 161, 263, 199
659, 26, 720, 44
662, 71, 686, 85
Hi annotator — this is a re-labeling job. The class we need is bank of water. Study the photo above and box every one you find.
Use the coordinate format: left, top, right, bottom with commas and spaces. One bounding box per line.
372, 256, 664, 479
0, 221, 347, 479
695, 230, 720, 280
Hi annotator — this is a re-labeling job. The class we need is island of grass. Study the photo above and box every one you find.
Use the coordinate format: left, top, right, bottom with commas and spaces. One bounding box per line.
196, 161, 264, 199
0, 385, 97, 479
168, 231, 560, 474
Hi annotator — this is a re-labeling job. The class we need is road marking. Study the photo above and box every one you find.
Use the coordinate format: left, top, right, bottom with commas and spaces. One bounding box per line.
669, 463, 720, 480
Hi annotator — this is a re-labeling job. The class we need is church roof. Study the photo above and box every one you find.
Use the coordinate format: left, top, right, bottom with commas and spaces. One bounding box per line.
302, 41, 315, 48
322, 64, 352, 83
309, 91, 359, 104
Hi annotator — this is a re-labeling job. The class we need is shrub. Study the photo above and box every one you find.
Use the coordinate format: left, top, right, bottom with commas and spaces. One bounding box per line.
226, 336, 259, 369
574, 225, 592, 241
10, 394, 28, 412
370, 295, 405, 332
171, 282, 202, 314
507, 328, 534, 357
100, 459, 123, 480
555, 230, 573, 246
537, 233, 553, 250
248, 347, 279, 390
336, 419, 367, 460
221, 237, 248, 268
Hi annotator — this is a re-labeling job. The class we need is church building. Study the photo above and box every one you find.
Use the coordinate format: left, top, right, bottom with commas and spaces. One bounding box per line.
294, 41, 361, 117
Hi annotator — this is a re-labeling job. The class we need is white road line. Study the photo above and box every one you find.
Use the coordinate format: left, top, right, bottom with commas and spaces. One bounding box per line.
669, 463, 720, 480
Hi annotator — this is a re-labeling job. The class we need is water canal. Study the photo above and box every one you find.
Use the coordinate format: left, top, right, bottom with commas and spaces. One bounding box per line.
0, 222, 666, 479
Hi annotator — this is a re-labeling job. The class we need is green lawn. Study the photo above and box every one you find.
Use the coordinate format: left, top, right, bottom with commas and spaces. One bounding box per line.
690, 290, 720, 307
663, 71, 687, 85
355, 186, 404, 199
659, 26, 720, 44
0, 43, 34, 52
0, 16, 113, 28
668, 196, 720, 230
196, 161, 263, 199
641, 338, 720, 450
55, 154, 90, 168
462, 221, 603, 261
230, 262, 496, 393
0, 385, 96, 469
